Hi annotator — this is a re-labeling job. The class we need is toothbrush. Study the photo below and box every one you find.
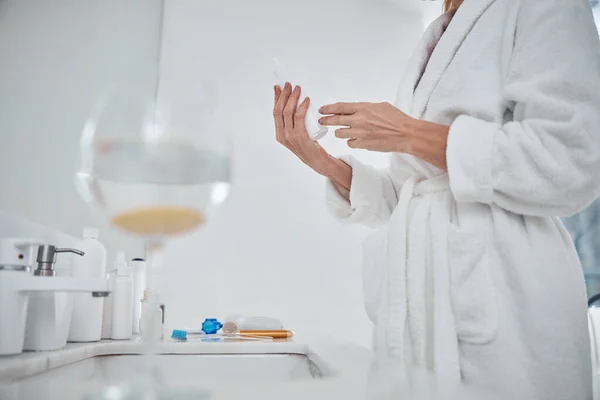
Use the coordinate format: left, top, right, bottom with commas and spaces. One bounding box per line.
239, 330, 294, 339
170, 329, 272, 342
273, 57, 328, 141
222, 322, 294, 339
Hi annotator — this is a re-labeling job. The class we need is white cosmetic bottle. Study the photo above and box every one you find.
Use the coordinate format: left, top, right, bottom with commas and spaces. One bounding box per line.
101, 261, 118, 339
273, 57, 328, 141
110, 252, 133, 340
130, 258, 146, 335
67, 227, 106, 342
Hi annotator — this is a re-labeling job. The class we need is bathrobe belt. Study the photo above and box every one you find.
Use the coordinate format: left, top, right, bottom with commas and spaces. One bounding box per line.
376, 173, 461, 385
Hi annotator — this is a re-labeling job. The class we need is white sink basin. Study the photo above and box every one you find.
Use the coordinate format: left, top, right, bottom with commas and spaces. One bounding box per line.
17, 354, 322, 386
0, 341, 341, 400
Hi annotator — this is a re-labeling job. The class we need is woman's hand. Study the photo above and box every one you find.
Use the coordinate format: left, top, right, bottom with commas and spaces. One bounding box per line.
318, 102, 450, 170
273, 83, 352, 190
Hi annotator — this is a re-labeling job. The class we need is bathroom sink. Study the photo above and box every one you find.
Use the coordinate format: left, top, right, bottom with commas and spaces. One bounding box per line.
17, 354, 322, 387
2, 353, 324, 400
0, 341, 337, 399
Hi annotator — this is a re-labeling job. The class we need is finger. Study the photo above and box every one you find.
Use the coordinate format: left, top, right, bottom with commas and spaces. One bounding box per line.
319, 114, 353, 127
275, 82, 292, 128
273, 85, 282, 126
274, 104, 286, 143
347, 138, 362, 149
293, 96, 310, 134
273, 85, 289, 145
274, 85, 282, 103
319, 102, 360, 116
347, 138, 384, 152
334, 127, 355, 139
289, 97, 312, 149
283, 85, 301, 130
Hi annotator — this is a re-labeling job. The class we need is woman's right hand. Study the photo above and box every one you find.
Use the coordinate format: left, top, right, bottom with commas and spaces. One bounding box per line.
272, 82, 353, 191
273, 83, 333, 175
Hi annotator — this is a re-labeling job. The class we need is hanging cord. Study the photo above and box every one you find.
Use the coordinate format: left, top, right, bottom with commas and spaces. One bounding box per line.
588, 292, 600, 307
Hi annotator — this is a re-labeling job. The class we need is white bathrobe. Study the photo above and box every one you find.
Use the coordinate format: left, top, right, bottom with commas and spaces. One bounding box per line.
326, 0, 600, 398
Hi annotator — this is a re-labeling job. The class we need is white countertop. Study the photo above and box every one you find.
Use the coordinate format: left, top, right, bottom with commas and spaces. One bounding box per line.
0, 335, 383, 400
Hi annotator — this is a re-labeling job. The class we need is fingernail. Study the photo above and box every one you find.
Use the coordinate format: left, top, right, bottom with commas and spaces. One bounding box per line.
285, 82, 291, 89
293, 86, 299, 93
318, 118, 323, 124
318, 107, 324, 113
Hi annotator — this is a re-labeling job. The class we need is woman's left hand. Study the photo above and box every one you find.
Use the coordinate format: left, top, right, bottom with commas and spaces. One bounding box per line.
318, 101, 450, 171
318, 102, 415, 153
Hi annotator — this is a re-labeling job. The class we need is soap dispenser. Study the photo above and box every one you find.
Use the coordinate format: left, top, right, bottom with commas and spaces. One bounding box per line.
24, 245, 86, 352
0, 239, 111, 355
0, 238, 41, 355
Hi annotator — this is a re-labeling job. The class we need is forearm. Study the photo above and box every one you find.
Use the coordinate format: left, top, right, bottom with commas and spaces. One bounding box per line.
406, 118, 450, 171
321, 156, 352, 192
316, 119, 450, 190
313, 116, 449, 194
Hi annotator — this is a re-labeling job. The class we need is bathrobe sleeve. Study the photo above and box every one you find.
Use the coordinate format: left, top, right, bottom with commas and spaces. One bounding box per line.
325, 155, 400, 229
446, 0, 600, 217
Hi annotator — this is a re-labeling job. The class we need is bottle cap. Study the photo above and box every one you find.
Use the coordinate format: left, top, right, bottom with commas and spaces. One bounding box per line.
224, 314, 245, 328
130, 258, 146, 272
201, 318, 223, 335
222, 321, 239, 335
83, 227, 99, 239
309, 126, 328, 141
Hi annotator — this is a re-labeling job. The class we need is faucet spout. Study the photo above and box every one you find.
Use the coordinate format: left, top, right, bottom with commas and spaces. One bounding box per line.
55, 248, 85, 256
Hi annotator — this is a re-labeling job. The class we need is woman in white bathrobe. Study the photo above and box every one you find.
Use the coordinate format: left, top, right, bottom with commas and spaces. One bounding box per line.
273, 0, 600, 398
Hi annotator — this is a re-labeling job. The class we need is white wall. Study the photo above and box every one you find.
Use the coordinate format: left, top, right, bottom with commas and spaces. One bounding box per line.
0, 0, 163, 261
159, 0, 426, 345
0, 0, 434, 346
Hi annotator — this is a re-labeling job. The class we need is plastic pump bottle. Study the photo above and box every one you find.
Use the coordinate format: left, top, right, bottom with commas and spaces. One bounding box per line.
110, 252, 133, 340
68, 227, 106, 342
130, 258, 146, 335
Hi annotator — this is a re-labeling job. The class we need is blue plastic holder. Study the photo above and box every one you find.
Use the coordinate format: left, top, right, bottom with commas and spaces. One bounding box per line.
201, 318, 223, 334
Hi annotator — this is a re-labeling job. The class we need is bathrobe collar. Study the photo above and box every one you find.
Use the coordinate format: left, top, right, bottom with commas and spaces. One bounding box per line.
396, 0, 498, 119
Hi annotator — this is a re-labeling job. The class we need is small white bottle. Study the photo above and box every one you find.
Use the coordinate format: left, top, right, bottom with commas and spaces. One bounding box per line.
68, 227, 106, 342
110, 252, 133, 340
101, 266, 118, 339
140, 289, 164, 341
130, 258, 146, 335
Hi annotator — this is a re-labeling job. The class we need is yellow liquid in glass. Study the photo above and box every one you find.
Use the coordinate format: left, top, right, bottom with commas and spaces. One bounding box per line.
112, 206, 205, 237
